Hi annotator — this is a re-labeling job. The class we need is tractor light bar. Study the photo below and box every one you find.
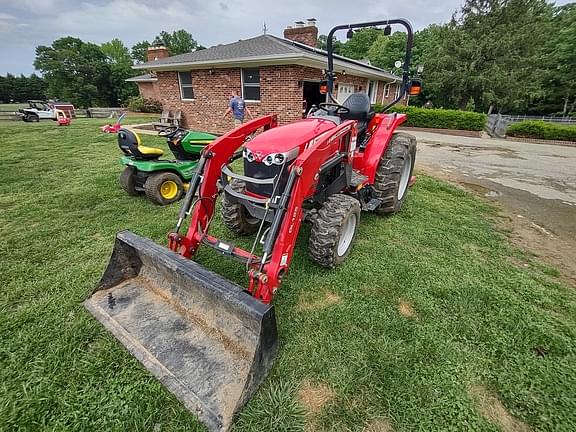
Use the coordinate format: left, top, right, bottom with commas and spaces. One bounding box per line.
243, 147, 299, 166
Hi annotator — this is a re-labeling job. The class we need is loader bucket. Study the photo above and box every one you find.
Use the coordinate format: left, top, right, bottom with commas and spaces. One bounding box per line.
84, 231, 278, 431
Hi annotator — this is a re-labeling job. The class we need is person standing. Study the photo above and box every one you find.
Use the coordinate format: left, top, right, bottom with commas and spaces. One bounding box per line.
223, 90, 253, 127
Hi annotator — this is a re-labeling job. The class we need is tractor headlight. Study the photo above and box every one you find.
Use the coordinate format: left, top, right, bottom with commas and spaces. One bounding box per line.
262, 149, 298, 166
243, 148, 255, 162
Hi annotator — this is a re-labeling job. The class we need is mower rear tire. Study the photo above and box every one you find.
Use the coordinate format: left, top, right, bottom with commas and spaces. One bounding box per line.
308, 194, 361, 268
144, 172, 184, 205
119, 167, 140, 196
221, 179, 261, 235
373, 132, 416, 215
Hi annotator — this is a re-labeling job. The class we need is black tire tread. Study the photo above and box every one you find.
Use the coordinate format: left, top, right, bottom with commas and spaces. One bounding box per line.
308, 194, 361, 268
144, 171, 183, 205
221, 179, 260, 235
373, 132, 416, 215
119, 167, 139, 196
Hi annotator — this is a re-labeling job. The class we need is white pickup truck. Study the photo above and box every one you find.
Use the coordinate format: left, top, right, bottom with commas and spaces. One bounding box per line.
18, 100, 75, 122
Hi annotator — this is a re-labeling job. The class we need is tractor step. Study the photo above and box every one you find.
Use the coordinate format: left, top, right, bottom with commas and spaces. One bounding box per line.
365, 198, 382, 211
350, 170, 368, 188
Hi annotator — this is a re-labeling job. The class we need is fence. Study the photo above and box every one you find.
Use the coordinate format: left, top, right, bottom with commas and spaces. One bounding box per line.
0, 107, 127, 121
486, 114, 576, 138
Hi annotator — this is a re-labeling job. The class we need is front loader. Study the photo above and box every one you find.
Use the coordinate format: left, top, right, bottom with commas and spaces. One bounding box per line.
85, 18, 421, 431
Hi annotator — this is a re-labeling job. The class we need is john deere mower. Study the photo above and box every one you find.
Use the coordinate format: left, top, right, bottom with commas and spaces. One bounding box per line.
86, 18, 421, 432
117, 126, 217, 205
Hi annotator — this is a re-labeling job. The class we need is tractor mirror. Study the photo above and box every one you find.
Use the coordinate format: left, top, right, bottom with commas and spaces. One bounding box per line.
319, 80, 328, 95
408, 79, 422, 96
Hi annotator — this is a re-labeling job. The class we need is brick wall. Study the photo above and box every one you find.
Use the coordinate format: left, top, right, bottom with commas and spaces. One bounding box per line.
136, 82, 159, 100
154, 65, 403, 134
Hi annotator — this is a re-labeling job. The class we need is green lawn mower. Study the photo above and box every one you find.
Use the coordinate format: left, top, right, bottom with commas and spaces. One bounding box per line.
117, 127, 217, 205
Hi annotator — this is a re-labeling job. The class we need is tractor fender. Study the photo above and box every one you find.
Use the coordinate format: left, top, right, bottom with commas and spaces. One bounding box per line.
352, 112, 407, 183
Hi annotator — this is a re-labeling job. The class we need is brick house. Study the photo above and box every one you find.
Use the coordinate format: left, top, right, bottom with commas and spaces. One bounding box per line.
129, 20, 404, 134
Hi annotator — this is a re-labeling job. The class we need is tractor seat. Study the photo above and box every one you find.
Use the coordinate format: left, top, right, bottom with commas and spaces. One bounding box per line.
117, 128, 164, 160
340, 92, 375, 136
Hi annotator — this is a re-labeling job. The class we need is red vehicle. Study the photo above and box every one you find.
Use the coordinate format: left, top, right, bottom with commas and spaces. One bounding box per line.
101, 112, 126, 133
86, 18, 421, 432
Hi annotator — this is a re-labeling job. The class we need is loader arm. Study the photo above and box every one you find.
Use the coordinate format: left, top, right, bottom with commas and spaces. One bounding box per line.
169, 115, 278, 257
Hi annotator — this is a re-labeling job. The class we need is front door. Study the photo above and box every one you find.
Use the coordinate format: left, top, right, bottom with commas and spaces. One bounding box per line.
302, 81, 325, 117
337, 84, 354, 104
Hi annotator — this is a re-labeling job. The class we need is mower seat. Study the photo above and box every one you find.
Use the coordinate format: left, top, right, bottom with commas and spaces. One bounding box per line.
117, 128, 163, 160
340, 92, 375, 137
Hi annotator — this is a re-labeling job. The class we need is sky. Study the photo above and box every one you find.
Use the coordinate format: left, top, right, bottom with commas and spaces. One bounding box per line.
0, 0, 571, 75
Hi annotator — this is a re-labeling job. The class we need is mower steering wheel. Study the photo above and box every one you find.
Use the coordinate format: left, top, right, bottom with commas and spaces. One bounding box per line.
318, 102, 350, 115
158, 126, 179, 137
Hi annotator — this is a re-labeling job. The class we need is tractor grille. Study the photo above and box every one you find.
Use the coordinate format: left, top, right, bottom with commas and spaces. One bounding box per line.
243, 160, 288, 197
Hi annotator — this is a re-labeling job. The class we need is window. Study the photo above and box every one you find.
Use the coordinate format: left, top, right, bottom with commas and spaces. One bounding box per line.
242, 68, 260, 101
383, 83, 390, 98
178, 71, 194, 100
367, 80, 378, 104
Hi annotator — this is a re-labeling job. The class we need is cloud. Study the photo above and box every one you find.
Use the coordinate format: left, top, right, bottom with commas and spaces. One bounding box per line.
1, 0, 572, 74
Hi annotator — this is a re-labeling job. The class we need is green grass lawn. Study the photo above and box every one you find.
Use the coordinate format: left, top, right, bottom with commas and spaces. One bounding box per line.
1, 118, 575, 432
0, 103, 27, 111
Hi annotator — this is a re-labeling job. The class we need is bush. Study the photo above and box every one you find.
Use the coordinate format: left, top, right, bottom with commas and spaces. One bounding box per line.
127, 96, 162, 113
506, 121, 576, 142
373, 105, 487, 131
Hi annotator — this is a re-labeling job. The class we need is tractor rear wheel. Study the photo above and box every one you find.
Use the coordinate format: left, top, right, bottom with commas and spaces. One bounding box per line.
221, 179, 260, 235
373, 132, 416, 215
308, 194, 361, 268
119, 167, 139, 196
144, 172, 184, 205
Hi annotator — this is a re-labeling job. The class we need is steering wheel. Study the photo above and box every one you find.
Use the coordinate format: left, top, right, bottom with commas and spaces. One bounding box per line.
158, 126, 180, 137
318, 102, 350, 115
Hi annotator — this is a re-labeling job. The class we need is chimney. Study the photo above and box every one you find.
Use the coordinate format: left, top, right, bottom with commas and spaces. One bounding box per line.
147, 46, 170, 62
283, 18, 318, 47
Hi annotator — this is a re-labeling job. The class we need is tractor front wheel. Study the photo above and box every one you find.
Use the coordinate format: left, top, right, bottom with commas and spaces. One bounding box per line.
144, 172, 184, 205
119, 167, 140, 196
221, 179, 261, 235
308, 194, 361, 268
373, 132, 416, 215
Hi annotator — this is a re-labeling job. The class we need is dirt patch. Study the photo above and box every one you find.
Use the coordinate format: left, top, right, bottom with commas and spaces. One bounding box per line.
468, 384, 531, 432
363, 418, 395, 432
297, 290, 341, 312
417, 166, 576, 288
298, 379, 336, 416
398, 299, 416, 318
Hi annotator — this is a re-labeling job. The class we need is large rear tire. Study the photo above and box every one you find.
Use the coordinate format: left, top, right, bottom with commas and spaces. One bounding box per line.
144, 172, 184, 205
119, 167, 139, 196
221, 179, 260, 235
308, 194, 361, 268
373, 132, 416, 215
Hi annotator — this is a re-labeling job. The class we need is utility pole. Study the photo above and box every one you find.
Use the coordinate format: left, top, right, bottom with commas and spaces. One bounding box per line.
263, 22, 267, 35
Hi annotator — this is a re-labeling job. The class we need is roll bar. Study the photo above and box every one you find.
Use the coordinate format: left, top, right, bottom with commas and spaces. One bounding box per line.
326, 18, 414, 112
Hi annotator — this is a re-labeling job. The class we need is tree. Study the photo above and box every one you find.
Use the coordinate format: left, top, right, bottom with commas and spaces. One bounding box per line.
131, 40, 151, 63
101, 38, 138, 104
317, 34, 342, 54
339, 28, 382, 60
367, 32, 409, 71
132, 29, 200, 62
416, 0, 554, 112
34, 37, 112, 107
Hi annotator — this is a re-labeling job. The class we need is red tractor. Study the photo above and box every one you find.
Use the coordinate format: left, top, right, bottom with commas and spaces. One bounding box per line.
86, 18, 421, 432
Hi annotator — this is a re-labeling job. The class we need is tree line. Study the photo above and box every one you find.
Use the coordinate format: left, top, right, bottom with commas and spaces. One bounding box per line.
13, 29, 199, 108
319, 0, 575, 116
4, 0, 574, 114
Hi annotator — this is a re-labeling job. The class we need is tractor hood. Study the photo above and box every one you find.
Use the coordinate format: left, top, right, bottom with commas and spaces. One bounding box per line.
246, 118, 337, 156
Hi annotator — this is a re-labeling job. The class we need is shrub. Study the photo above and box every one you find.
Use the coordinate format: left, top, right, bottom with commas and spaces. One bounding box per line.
127, 96, 162, 113
506, 121, 576, 142
373, 105, 487, 131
